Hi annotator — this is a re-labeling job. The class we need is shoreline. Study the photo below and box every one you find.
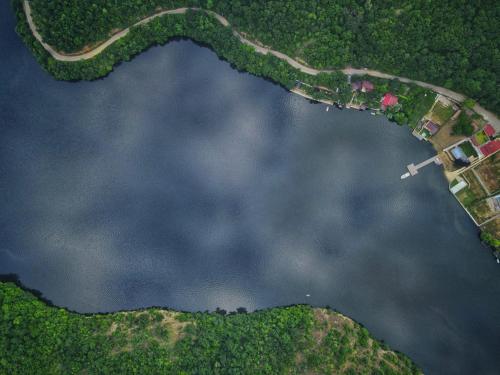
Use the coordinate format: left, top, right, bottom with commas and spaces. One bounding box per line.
14, 1, 499, 250
21, 0, 499, 130
0, 275, 423, 374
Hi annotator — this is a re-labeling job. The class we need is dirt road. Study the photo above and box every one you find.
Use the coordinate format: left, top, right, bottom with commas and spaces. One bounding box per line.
23, 1, 499, 130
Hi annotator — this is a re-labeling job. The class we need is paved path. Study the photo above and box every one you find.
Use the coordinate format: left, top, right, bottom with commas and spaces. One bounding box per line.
23, 1, 499, 130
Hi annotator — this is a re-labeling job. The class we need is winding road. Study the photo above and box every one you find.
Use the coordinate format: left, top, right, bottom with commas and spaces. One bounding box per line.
23, 1, 499, 130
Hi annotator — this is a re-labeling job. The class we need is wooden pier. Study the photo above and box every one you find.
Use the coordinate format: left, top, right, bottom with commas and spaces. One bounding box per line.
401, 155, 442, 179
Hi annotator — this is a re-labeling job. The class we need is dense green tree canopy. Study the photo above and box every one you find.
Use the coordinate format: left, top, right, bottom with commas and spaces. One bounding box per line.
25, 0, 500, 114
1, 282, 421, 374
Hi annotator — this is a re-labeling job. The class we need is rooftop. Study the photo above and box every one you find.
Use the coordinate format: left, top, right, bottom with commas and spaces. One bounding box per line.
480, 139, 500, 157
382, 93, 398, 107
484, 124, 496, 137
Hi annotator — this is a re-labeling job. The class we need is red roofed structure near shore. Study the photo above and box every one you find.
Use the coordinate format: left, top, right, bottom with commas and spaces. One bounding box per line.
480, 139, 500, 157
381, 93, 398, 109
484, 124, 496, 137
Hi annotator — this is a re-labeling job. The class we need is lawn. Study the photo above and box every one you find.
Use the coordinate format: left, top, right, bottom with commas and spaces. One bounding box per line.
405, 90, 436, 128
460, 141, 478, 158
473, 130, 489, 145
430, 102, 455, 125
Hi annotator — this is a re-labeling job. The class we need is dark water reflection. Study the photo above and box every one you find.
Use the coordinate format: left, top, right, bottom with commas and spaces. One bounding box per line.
1, 3, 499, 374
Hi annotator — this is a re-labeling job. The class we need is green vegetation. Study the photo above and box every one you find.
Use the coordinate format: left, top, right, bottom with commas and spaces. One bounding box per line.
481, 230, 500, 251
430, 102, 455, 125
480, 217, 500, 252
22, 0, 500, 114
13, 0, 349, 101
360, 77, 436, 127
452, 112, 474, 136
13, 0, 436, 130
473, 130, 489, 145
0, 282, 421, 374
460, 141, 478, 158
462, 98, 476, 110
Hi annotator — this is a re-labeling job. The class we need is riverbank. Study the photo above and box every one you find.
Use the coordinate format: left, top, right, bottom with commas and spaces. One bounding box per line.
0, 280, 421, 374
14, 0, 500, 252
20, 1, 500, 127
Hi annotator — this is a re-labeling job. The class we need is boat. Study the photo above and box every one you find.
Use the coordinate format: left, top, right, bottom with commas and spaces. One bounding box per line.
326, 106, 329, 112
401, 172, 411, 180
306, 294, 311, 297
496, 258, 499, 264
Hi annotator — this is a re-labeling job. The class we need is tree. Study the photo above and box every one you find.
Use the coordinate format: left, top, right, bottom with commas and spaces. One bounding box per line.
463, 98, 476, 109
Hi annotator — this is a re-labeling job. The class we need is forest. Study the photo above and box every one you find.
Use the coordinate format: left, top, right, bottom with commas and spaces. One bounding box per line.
23, 0, 500, 114
13, 0, 437, 129
0, 282, 421, 374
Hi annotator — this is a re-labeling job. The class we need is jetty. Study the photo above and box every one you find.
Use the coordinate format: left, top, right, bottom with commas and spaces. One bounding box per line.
401, 155, 442, 179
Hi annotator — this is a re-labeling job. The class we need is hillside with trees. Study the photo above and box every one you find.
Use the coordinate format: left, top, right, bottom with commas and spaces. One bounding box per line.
0, 282, 421, 374
24, 0, 500, 114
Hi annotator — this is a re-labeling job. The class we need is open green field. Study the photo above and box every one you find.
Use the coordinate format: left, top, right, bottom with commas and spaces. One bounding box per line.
429, 102, 455, 125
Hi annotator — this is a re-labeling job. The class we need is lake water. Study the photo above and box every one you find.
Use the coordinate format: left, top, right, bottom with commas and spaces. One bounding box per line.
1, 3, 499, 374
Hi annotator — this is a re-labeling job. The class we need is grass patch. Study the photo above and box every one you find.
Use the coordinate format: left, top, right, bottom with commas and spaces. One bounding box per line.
460, 141, 478, 158
473, 130, 489, 145
406, 91, 437, 128
431, 102, 455, 124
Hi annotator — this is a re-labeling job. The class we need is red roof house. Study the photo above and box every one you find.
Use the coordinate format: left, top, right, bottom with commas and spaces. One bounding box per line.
381, 93, 398, 109
484, 124, 496, 137
480, 139, 500, 157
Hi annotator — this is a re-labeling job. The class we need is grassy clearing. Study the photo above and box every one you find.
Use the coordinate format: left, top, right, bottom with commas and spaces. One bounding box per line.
405, 91, 437, 128
429, 101, 455, 125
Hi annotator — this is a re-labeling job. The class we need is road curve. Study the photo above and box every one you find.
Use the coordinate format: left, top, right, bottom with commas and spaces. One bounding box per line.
23, 1, 499, 129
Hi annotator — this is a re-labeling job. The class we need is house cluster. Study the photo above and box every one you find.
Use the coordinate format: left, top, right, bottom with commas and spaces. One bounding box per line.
446, 124, 499, 166
350, 80, 399, 111
413, 96, 459, 140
